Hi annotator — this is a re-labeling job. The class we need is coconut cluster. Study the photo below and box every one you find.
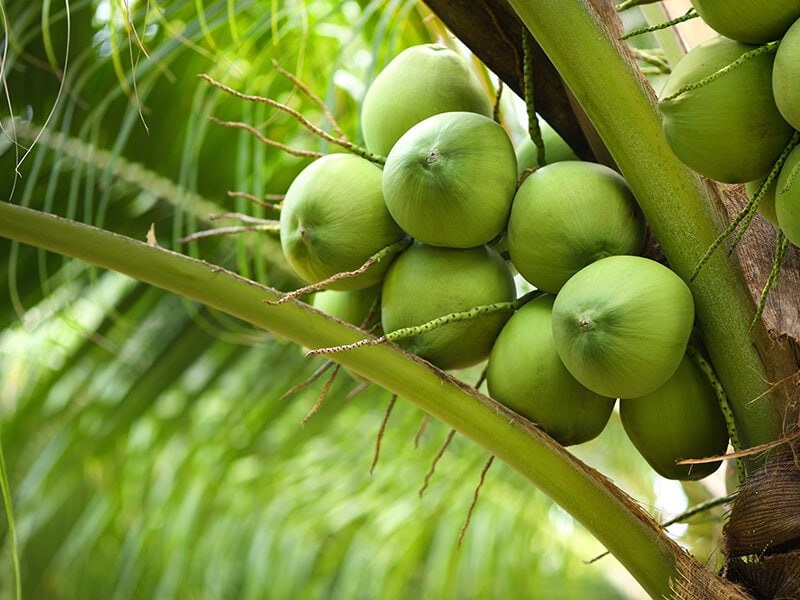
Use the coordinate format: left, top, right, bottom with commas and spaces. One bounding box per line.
279, 43, 729, 480
658, 3, 800, 246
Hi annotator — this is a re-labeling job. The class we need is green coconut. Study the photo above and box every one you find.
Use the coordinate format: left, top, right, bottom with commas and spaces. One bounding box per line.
360, 44, 493, 157
382, 111, 518, 249
507, 161, 646, 294
772, 16, 800, 131
280, 154, 406, 290
486, 295, 615, 446
551, 255, 695, 399
515, 119, 580, 176
658, 35, 793, 184
775, 144, 800, 247
690, 0, 800, 44
620, 352, 730, 480
380, 243, 516, 371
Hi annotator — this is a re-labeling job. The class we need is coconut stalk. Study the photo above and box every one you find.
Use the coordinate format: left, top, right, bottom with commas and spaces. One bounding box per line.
505, 0, 797, 453
0, 199, 741, 599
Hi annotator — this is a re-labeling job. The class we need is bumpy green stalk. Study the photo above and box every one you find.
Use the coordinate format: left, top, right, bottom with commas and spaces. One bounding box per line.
508, 0, 779, 451
0, 201, 687, 599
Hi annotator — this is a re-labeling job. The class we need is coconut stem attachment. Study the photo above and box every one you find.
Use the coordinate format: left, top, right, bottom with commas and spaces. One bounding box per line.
660, 41, 780, 103
686, 343, 746, 481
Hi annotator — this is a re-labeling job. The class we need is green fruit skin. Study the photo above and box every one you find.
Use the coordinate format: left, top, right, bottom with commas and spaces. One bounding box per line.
772, 16, 800, 131
691, 0, 800, 43
507, 161, 646, 294
280, 154, 405, 290
658, 36, 794, 184
551, 256, 695, 399
620, 353, 730, 481
776, 145, 800, 247
382, 111, 518, 249
745, 176, 779, 226
487, 295, 615, 446
380, 243, 516, 371
360, 44, 493, 157
515, 120, 580, 175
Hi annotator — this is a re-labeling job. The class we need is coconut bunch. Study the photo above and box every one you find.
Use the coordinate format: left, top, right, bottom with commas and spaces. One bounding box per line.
277, 43, 728, 480
657, 2, 800, 245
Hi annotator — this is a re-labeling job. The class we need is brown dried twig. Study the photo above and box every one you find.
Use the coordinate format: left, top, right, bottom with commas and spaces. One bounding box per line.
419, 428, 457, 497
199, 73, 386, 164
370, 395, 398, 475
457, 455, 495, 548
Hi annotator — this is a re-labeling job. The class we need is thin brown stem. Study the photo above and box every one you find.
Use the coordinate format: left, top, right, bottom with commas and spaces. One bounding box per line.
227, 190, 283, 209
200, 74, 386, 164
208, 116, 324, 159
370, 395, 398, 475
280, 360, 337, 400
346, 381, 371, 401
300, 363, 342, 426
178, 223, 280, 244
419, 428, 457, 497
269, 238, 410, 307
414, 414, 431, 449
272, 59, 347, 139
458, 455, 495, 548
209, 212, 278, 224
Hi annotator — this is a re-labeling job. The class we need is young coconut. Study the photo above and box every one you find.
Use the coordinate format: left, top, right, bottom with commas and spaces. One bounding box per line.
360, 44, 493, 157
772, 16, 800, 132
380, 242, 516, 371
658, 35, 794, 184
382, 111, 518, 249
619, 352, 729, 481
507, 161, 646, 294
515, 119, 580, 176
486, 295, 615, 446
690, 0, 800, 44
775, 144, 800, 247
551, 255, 695, 399
280, 154, 406, 291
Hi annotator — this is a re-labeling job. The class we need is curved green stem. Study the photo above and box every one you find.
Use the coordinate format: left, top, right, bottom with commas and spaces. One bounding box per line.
0, 200, 688, 598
